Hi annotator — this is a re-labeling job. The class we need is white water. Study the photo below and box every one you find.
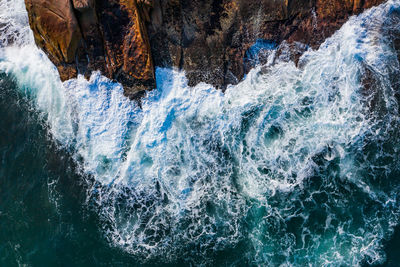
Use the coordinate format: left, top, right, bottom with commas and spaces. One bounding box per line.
1, 0, 400, 265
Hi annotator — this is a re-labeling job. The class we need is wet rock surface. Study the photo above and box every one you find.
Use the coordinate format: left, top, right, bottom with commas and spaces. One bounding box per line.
25, 0, 385, 98
25, 0, 155, 98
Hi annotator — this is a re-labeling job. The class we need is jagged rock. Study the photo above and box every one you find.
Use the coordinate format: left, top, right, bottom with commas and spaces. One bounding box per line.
25, 0, 155, 99
95, 0, 155, 97
25, 0, 385, 98
148, 0, 385, 88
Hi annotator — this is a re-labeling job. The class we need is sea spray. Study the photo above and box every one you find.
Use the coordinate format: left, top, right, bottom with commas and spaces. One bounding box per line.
1, 0, 400, 265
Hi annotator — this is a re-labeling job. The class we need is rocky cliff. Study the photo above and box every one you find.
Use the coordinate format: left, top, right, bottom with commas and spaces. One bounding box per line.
24, 0, 385, 98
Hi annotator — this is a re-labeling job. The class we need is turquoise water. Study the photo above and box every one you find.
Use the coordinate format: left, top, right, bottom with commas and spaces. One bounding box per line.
2, 0, 400, 265
0, 73, 134, 265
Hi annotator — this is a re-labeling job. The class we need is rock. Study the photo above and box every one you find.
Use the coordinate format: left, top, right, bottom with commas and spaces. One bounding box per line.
25, 0, 155, 99
95, 0, 155, 97
148, 0, 385, 89
25, 0, 385, 98
24, 0, 82, 76
72, 0, 94, 11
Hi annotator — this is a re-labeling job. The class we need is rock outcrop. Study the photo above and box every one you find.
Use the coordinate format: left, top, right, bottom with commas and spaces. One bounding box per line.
24, 0, 82, 80
25, 0, 155, 98
25, 0, 385, 98
147, 0, 385, 87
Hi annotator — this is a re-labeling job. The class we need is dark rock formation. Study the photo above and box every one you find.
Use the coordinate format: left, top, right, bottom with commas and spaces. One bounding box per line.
25, 0, 385, 98
148, 0, 385, 88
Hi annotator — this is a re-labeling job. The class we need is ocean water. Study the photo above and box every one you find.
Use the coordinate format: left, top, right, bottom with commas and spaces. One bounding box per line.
1, 0, 400, 265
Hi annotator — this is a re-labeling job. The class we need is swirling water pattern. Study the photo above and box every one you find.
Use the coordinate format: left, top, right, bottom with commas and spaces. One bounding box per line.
1, 0, 400, 265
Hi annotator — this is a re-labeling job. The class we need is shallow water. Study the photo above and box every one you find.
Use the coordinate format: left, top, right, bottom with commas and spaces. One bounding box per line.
1, 0, 400, 265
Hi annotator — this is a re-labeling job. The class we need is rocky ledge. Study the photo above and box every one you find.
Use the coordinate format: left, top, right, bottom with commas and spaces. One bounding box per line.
25, 0, 385, 99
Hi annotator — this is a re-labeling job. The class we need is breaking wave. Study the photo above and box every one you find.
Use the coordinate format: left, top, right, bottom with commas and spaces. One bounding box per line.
1, 0, 400, 265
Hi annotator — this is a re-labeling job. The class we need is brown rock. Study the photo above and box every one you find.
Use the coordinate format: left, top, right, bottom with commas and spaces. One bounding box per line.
25, 0, 385, 98
25, 0, 82, 77
95, 0, 155, 97
73, 2, 106, 78
148, 0, 385, 89
25, 0, 156, 99
72, 0, 94, 11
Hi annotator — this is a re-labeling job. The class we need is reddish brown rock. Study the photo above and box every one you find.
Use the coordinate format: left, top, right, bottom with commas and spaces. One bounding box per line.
25, 0, 386, 98
24, 0, 82, 77
96, 0, 155, 97
25, 0, 155, 99
72, 0, 94, 11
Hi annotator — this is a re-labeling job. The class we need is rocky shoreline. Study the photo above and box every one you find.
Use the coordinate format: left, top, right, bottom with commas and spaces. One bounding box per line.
25, 0, 385, 99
